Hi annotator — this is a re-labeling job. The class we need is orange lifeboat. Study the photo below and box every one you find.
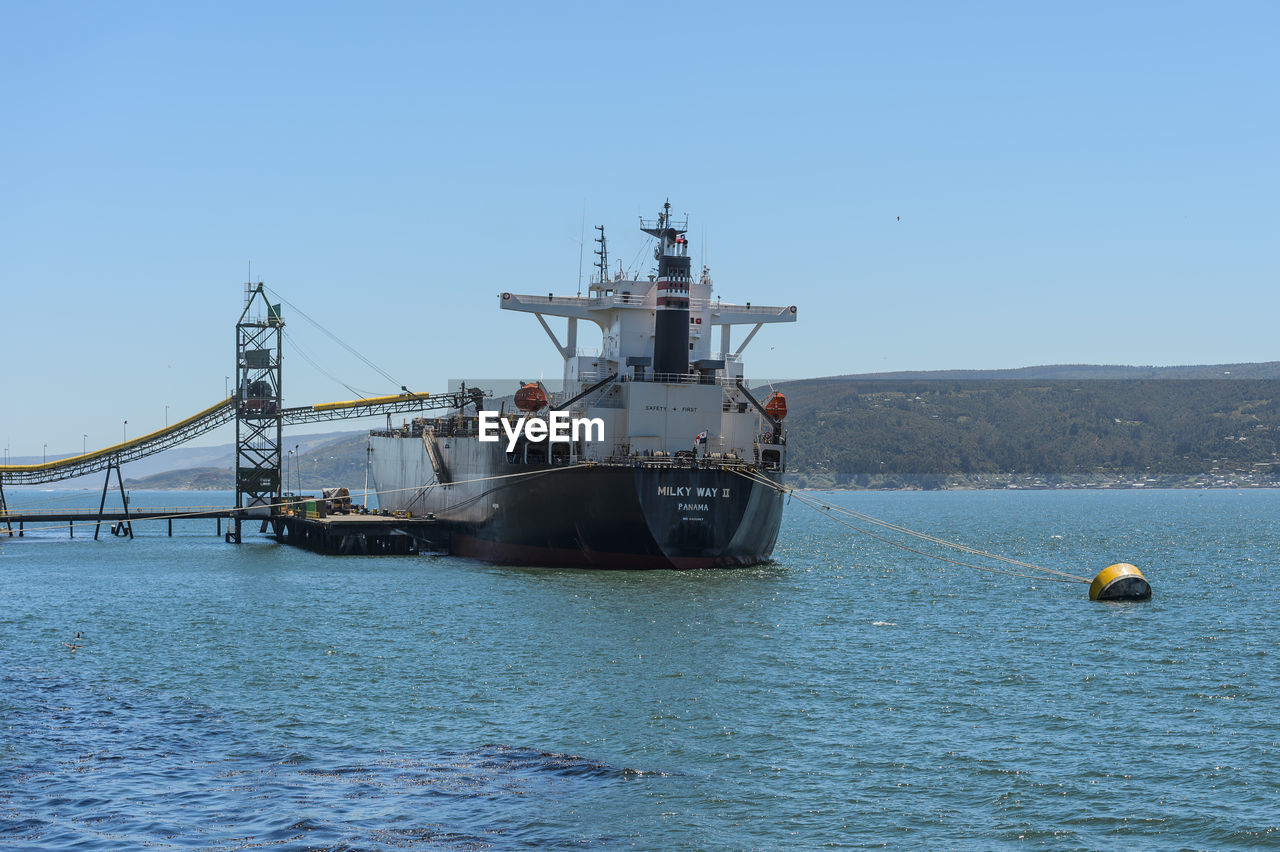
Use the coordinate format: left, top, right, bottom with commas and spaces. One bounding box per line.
764, 391, 788, 420
514, 382, 548, 412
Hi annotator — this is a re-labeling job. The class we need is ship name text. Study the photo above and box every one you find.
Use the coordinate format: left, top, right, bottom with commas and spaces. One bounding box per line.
657, 486, 730, 498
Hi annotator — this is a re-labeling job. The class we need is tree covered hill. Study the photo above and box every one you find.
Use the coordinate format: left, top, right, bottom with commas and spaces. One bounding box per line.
776, 374, 1280, 487
824, 362, 1280, 382
121, 364, 1280, 490
124, 432, 371, 491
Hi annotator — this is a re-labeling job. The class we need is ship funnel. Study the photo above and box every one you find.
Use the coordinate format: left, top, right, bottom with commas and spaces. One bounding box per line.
641, 201, 692, 378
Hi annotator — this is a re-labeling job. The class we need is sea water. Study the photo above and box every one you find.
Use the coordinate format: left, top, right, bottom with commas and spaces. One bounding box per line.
1, 488, 1275, 848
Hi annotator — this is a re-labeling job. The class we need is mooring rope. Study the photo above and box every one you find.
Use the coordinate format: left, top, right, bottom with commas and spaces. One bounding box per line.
735, 468, 1090, 585
4, 461, 1092, 585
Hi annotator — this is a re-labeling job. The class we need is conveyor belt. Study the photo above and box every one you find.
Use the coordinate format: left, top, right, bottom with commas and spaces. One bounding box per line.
1, 389, 483, 485
0, 398, 236, 485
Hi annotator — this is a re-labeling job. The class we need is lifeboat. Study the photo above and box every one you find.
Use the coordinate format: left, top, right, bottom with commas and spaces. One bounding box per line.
764, 391, 787, 420
514, 382, 548, 412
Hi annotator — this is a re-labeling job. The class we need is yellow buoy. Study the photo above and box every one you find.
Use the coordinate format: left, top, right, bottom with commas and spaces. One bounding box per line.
1089, 563, 1152, 601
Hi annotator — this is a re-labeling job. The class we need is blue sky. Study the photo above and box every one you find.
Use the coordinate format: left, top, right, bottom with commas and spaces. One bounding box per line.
2, 1, 1276, 457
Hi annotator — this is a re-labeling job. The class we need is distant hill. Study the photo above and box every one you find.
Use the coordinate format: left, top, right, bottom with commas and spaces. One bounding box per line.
123, 431, 372, 492
123, 467, 232, 490
33, 429, 366, 489
827, 362, 1280, 381
775, 373, 1280, 488
113, 363, 1280, 490
282, 432, 372, 491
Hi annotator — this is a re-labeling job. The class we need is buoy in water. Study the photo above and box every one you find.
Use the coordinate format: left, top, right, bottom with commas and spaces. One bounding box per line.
1089, 563, 1152, 601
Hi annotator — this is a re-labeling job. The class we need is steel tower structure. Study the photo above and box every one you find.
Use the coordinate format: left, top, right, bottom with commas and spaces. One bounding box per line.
232, 282, 284, 543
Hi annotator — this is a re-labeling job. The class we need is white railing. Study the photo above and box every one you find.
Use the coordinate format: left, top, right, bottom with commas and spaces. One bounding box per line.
506, 292, 794, 316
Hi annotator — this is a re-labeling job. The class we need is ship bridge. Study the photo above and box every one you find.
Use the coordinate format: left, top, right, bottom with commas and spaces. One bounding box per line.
500, 205, 796, 391
499, 287, 797, 386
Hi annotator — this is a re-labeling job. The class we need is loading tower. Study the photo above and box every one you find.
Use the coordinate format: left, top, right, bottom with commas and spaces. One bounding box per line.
232, 282, 284, 542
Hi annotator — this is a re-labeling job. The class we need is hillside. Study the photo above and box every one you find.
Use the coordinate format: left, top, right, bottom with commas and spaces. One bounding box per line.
121, 467, 232, 490
827, 362, 1280, 382
124, 432, 371, 492
116, 364, 1280, 490
777, 375, 1280, 488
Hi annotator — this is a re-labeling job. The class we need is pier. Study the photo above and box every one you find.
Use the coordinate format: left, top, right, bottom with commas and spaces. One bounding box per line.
0, 506, 237, 540
0, 282, 474, 554
0, 503, 453, 555
272, 513, 448, 555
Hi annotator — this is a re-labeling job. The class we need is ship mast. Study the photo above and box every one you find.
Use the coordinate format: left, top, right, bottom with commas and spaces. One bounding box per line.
594, 225, 608, 286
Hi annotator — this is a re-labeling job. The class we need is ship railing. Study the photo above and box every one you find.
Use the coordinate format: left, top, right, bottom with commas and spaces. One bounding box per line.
610, 293, 647, 305
510, 292, 792, 315
370, 416, 483, 439
671, 297, 795, 315
511, 293, 649, 309
0, 504, 231, 518
511, 294, 591, 307
647, 371, 726, 385
573, 371, 772, 401
596, 454, 756, 470
706, 300, 796, 315
644, 372, 761, 390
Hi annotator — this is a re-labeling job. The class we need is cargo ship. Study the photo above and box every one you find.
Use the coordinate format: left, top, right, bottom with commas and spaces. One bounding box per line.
368, 202, 797, 568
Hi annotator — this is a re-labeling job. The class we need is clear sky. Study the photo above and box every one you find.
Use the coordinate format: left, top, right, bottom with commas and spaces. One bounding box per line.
2, 1, 1276, 457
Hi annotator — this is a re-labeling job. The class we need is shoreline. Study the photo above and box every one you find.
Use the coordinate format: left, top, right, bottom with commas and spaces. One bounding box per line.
9, 474, 1280, 494
786, 472, 1280, 491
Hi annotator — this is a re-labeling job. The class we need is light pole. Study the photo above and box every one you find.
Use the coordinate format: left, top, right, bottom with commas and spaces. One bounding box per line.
225, 376, 230, 398
83, 434, 88, 456
123, 420, 128, 442
295, 445, 301, 492
165, 405, 170, 427
43, 444, 47, 464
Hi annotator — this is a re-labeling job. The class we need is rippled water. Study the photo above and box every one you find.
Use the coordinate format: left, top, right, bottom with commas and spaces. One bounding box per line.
2, 488, 1276, 848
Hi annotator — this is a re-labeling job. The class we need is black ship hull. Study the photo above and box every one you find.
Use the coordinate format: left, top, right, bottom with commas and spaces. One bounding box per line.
439, 464, 784, 569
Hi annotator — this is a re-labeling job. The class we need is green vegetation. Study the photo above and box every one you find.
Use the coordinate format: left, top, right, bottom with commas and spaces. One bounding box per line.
122, 467, 232, 490
125, 433, 371, 491
125, 364, 1280, 491
778, 374, 1280, 488
279, 433, 371, 491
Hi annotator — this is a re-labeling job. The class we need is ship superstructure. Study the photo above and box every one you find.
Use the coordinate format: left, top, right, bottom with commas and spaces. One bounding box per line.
369, 202, 797, 568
